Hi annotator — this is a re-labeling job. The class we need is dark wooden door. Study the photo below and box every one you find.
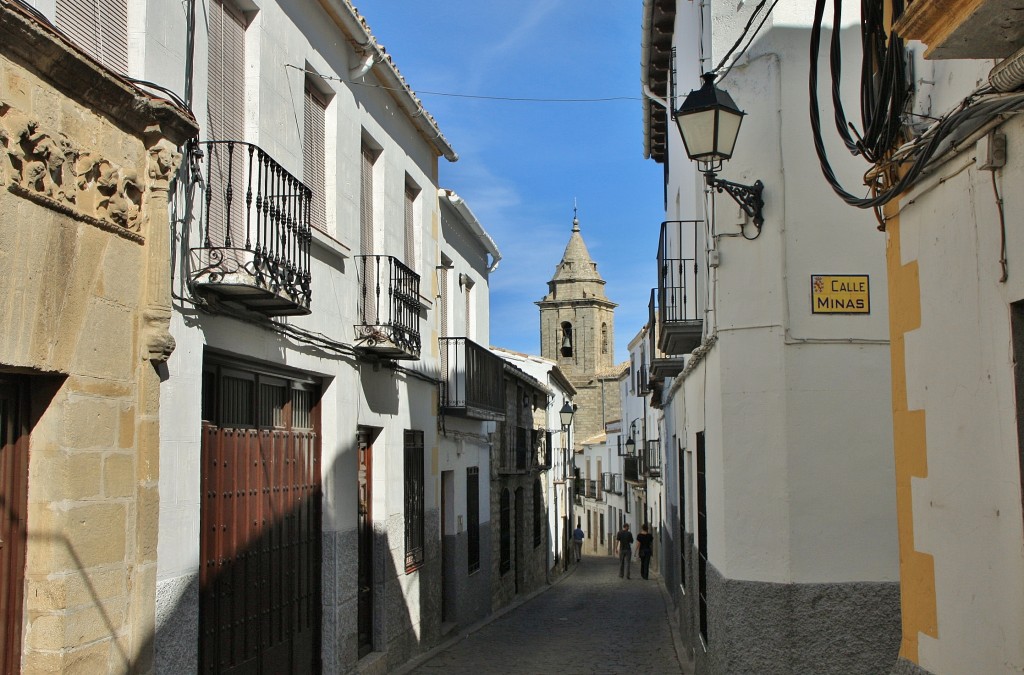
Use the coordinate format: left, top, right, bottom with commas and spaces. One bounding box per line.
357, 429, 373, 658
0, 378, 27, 674
199, 366, 321, 674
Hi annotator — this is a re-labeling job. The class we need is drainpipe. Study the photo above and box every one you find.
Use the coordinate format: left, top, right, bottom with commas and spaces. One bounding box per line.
349, 52, 375, 79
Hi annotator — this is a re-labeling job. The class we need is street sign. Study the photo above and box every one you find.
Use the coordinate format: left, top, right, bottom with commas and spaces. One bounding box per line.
811, 275, 870, 314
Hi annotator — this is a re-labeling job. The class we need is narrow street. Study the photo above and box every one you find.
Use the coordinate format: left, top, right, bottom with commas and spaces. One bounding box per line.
406, 554, 693, 675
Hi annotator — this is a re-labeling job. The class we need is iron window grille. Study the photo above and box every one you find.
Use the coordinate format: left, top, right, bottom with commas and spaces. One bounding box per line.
404, 430, 425, 572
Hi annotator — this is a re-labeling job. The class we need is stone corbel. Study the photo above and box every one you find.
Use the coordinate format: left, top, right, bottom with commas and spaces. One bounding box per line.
140, 137, 182, 364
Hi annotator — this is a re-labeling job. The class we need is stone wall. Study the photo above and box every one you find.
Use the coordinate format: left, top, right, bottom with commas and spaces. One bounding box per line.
0, 4, 195, 672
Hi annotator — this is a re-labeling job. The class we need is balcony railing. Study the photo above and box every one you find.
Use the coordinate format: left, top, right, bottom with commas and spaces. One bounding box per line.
602, 471, 623, 495
649, 289, 685, 379
645, 440, 662, 479
439, 338, 506, 420
624, 456, 645, 485
498, 426, 533, 474
354, 255, 421, 360
189, 140, 313, 316
657, 220, 703, 355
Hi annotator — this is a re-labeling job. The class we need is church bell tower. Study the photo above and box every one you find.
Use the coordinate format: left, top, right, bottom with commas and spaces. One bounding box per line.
537, 211, 620, 446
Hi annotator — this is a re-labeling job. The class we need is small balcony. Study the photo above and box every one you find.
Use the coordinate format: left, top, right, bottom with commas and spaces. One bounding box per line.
439, 338, 506, 420
189, 141, 313, 316
498, 426, 535, 474
602, 472, 623, 495
644, 440, 662, 479
354, 255, 421, 360
649, 290, 686, 379
657, 220, 703, 355
618, 456, 643, 483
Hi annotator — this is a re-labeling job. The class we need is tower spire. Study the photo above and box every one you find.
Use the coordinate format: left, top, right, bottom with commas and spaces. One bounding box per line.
572, 199, 579, 232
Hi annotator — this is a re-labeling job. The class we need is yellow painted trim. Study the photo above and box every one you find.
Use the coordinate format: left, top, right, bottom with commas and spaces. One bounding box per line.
886, 207, 938, 663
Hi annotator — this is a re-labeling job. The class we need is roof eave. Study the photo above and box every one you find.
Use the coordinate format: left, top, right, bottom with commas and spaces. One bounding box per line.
320, 0, 458, 162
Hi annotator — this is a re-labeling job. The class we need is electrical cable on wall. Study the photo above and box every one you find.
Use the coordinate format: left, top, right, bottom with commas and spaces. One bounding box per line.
808, 0, 1024, 215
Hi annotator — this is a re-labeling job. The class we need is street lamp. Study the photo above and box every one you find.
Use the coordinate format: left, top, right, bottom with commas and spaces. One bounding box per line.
674, 72, 764, 232
559, 400, 577, 570
622, 417, 643, 457
559, 401, 576, 429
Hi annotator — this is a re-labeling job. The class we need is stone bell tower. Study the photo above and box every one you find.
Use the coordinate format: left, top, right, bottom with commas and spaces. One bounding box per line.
537, 210, 621, 447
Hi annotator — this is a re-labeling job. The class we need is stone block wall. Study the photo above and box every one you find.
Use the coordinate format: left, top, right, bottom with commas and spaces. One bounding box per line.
0, 5, 196, 671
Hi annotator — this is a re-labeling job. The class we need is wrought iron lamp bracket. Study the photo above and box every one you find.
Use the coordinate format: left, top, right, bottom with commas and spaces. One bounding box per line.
705, 172, 765, 230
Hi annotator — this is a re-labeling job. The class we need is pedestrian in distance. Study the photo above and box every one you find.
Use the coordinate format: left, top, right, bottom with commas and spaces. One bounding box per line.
572, 523, 585, 562
636, 523, 654, 580
614, 522, 634, 579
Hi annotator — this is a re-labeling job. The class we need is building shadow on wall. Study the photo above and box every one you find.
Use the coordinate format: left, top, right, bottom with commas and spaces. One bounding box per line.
142, 433, 440, 673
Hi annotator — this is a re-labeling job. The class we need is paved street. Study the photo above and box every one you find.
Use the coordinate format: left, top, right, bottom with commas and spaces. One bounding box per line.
408, 554, 691, 675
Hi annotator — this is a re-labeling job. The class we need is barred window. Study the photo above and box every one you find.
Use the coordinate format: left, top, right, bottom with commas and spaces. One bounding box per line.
404, 430, 425, 572
499, 488, 511, 574
467, 467, 480, 573
533, 479, 543, 547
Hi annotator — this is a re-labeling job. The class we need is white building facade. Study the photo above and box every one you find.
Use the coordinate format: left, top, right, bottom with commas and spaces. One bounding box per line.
641, 0, 901, 672
17, 1, 497, 672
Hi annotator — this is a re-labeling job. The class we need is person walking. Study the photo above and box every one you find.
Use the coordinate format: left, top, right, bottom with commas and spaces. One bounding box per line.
572, 523, 585, 562
614, 523, 634, 579
636, 523, 654, 580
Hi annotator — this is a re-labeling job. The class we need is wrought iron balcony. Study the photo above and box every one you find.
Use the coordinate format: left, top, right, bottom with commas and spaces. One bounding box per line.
439, 338, 506, 420
657, 220, 703, 355
624, 456, 646, 485
498, 426, 534, 474
354, 255, 421, 360
602, 472, 623, 495
649, 289, 686, 379
188, 141, 312, 316
644, 440, 662, 479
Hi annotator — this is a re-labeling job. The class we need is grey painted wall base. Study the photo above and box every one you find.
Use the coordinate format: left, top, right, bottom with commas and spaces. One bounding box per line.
676, 541, 900, 675
155, 573, 199, 673
442, 522, 492, 628
891, 657, 936, 675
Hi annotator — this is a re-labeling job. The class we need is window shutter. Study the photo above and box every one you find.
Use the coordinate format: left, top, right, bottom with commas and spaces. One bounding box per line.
404, 185, 416, 270
360, 145, 374, 256
206, 0, 246, 249
55, 0, 128, 74
303, 86, 327, 233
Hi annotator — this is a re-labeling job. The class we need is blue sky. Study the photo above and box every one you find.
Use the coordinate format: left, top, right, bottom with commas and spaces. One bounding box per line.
361, 2, 666, 363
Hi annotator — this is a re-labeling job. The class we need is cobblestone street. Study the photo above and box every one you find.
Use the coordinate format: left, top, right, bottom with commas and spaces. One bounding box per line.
406, 554, 692, 675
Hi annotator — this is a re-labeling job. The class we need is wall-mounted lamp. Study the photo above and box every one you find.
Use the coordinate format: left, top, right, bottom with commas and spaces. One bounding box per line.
559, 401, 577, 429
674, 73, 764, 234
622, 417, 643, 457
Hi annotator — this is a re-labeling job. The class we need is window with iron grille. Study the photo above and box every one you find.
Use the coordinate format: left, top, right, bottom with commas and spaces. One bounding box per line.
303, 82, 328, 233
404, 430, 425, 572
499, 489, 511, 574
467, 467, 480, 573
697, 431, 708, 644
533, 480, 543, 547
202, 360, 317, 430
55, 0, 128, 74
678, 437, 686, 588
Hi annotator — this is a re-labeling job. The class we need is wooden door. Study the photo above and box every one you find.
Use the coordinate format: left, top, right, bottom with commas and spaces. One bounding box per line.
199, 365, 321, 674
0, 378, 27, 674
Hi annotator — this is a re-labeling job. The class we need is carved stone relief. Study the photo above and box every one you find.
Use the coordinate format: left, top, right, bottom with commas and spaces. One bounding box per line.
0, 100, 144, 236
